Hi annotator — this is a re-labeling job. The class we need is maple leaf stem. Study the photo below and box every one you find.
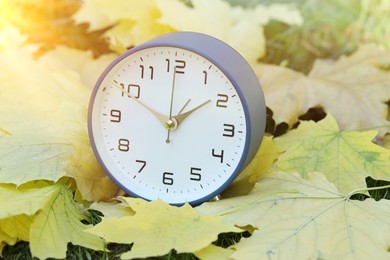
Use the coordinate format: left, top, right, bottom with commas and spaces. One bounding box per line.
352, 124, 390, 131
346, 184, 390, 199
297, 198, 346, 229
343, 184, 390, 241
0, 128, 12, 136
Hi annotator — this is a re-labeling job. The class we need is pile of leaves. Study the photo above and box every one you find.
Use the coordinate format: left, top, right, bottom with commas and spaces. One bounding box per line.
0, 0, 389, 259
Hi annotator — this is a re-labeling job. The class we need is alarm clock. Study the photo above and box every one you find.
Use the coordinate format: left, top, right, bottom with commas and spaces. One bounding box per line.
88, 32, 266, 205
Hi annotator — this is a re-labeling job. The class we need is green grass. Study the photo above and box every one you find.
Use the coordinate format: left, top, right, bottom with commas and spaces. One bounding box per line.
2, 241, 33, 260
1, 242, 131, 260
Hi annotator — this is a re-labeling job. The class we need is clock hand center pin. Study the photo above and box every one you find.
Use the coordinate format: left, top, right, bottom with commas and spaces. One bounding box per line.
163, 98, 191, 130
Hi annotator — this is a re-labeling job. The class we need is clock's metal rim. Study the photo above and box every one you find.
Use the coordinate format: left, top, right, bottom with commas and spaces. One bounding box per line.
88, 31, 266, 206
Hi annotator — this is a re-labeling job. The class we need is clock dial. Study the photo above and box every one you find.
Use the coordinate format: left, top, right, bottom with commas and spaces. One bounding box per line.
90, 46, 248, 205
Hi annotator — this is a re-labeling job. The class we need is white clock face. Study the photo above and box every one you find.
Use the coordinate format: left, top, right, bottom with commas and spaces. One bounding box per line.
90, 46, 248, 205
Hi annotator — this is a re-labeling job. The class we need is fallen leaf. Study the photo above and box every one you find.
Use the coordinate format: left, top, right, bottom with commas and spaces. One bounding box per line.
194, 244, 234, 260
0, 215, 32, 246
0, 26, 119, 200
0, 183, 104, 257
85, 198, 241, 259
0, 228, 15, 255
73, 0, 157, 31
0, 231, 12, 255
29, 184, 104, 259
156, 0, 265, 63
273, 114, 390, 193
38, 45, 116, 88
65, 131, 120, 201
73, 0, 173, 51
103, 19, 135, 53
0, 131, 72, 185
0, 212, 34, 254
0, 25, 37, 52
222, 136, 279, 197
0, 183, 61, 219
0, 28, 78, 184
73, 0, 302, 63
196, 171, 390, 259
255, 45, 390, 131
90, 200, 135, 218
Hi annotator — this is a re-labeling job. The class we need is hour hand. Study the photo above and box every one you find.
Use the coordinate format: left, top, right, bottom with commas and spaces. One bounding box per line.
113, 83, 168, 127
173, 99, 211, 126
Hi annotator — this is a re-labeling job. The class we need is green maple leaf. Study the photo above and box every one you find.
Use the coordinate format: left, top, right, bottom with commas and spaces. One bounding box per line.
273, 114, 390, 193
196, 171, 390, 259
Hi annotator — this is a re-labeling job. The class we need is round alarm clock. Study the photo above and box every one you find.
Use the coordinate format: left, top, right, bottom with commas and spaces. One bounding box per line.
88, 32, 266, 205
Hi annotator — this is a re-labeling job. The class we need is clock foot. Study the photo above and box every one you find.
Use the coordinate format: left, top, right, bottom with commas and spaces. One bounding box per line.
209, 195, 222, 202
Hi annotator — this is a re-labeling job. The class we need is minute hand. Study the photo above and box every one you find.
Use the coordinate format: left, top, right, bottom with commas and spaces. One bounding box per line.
173, 100, 211, 126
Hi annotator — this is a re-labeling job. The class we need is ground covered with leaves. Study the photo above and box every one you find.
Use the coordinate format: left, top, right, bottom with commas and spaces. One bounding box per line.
0, 0, 389, 259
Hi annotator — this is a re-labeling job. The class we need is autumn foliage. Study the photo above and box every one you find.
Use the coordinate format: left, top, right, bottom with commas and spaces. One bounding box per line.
0, 0, 389, 259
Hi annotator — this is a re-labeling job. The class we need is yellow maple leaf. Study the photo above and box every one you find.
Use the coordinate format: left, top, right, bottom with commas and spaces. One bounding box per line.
222, 136, 279, 197
0, 228, 13, 256
29, 184, 105, 259
90, 199, 135, 218
0, 126, 73, 185
255, 45, 390, 131
0, 184, 58, 218
156, 0, 265, 63
0, 183, 38, 254
0, 215, 32, 250
65, 131, 121, 201
85, 198, 241, 258
38, 45, 116, 88
73, 0, 174, 51
0, 27, 120, 201
72, 0, 303, 62
273, 114, 390, 193
194, 244, 234, 260
0, 183, 104, 257
73, 0, 158, 31
196, 171, 390, 259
